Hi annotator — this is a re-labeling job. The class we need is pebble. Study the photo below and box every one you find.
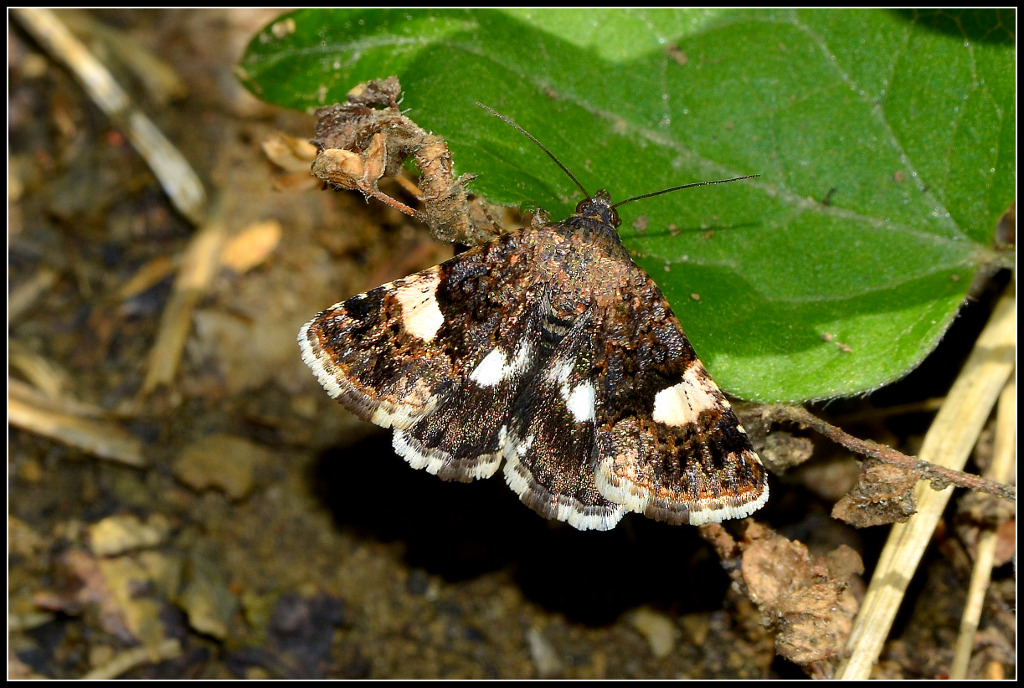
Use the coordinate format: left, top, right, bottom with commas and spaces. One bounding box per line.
526, 626, 563, 678
627, 607, 677, 659
87, 513, 170, 556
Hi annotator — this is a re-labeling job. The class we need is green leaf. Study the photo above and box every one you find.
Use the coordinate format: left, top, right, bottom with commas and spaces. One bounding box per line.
239, 8, 1014, 403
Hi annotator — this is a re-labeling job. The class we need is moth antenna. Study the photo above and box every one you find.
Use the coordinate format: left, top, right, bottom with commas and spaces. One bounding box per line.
477, 103, 591, 199
612, 175, 760, 209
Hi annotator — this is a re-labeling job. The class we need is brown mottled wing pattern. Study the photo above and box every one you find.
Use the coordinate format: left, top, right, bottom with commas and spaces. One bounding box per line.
300, 229, 548, 482
300, 190, 769, 530
502, 308, 627, 531
591, 270, 768, 525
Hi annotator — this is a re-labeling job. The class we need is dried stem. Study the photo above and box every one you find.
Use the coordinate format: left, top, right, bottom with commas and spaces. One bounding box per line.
14, 8, 206, 224
836, 287, 1015, 679
766, 404, 1016, 503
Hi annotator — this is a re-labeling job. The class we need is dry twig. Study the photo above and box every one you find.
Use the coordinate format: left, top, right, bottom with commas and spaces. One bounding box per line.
9, 381, 145, 467
141, 200, 227, 394
13, 8, 206, 224
950, 376, 1016, 679
766, 405, 1016, 503
311, 76, 497, 246
835, 288, 1015, 679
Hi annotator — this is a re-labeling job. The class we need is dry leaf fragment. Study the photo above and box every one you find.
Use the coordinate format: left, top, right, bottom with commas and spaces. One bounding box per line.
832, 462, 918, 528
220, 220, 282, 274
310, 76, 493, 246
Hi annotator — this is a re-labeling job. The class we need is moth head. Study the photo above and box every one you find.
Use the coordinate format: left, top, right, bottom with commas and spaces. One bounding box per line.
576, 189, 621, 228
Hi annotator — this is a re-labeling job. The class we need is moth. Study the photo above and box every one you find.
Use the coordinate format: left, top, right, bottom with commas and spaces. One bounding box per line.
299, 108, 768, 531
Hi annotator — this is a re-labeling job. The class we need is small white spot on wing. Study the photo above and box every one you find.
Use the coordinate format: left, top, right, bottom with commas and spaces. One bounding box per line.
469, 340, 534, 388
469, 348, 508, 387
543, 356, 596, 423
391, 267, 444, 342
565, 382, 596, 423
651, 364, 723, 427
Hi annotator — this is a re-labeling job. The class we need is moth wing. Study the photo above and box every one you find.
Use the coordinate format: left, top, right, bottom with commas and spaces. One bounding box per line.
501, 308, 626, 531
299, 229, 548, 481
592, 276, 769, 525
